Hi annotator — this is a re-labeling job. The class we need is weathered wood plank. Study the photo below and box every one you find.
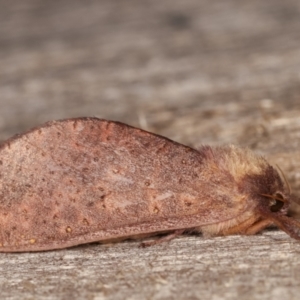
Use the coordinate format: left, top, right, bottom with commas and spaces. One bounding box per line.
1, 0, 300, 299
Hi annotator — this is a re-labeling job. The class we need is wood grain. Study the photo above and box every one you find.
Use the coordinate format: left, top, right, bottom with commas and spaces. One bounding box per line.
1, 0, 300, 299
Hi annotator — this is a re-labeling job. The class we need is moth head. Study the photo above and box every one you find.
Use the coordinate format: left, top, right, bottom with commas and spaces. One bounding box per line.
256, 167, 300, 241
250, 162, 291, 216
260, 191, 289, 215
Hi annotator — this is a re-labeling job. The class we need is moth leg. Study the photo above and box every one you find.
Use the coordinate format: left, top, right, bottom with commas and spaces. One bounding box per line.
244, 219, 274, 235
216, 215, 259, 235
140, 229, 185, 247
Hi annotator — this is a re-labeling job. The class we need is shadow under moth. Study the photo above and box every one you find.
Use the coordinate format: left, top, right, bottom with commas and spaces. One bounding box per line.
0, 117, 299, 252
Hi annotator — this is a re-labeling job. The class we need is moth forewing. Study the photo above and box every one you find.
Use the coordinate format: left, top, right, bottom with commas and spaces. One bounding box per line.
0, 118, 297, 252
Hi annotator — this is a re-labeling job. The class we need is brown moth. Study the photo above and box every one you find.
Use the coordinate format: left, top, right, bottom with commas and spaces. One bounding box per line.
0, 117, 299, 252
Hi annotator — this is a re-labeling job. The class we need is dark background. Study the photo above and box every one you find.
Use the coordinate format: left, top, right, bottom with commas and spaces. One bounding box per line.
1, 1, 300, 299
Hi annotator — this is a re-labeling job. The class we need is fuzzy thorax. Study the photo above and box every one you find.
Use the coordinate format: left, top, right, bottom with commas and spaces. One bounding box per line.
197, 145, 286, 237
201, 145, 270, 182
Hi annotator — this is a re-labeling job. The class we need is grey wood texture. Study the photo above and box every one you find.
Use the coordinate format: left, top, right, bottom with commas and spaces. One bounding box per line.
1, 0, 300, 299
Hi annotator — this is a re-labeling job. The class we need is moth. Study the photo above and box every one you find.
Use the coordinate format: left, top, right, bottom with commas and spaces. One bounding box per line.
0, 117, 299, 252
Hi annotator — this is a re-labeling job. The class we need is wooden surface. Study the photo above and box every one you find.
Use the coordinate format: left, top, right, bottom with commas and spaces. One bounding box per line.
1, 0, 300, 299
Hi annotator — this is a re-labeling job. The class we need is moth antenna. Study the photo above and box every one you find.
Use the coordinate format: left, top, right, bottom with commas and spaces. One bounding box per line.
276, 164, 291, 195
260, 193, 288, 203
271, 215, 300, 241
